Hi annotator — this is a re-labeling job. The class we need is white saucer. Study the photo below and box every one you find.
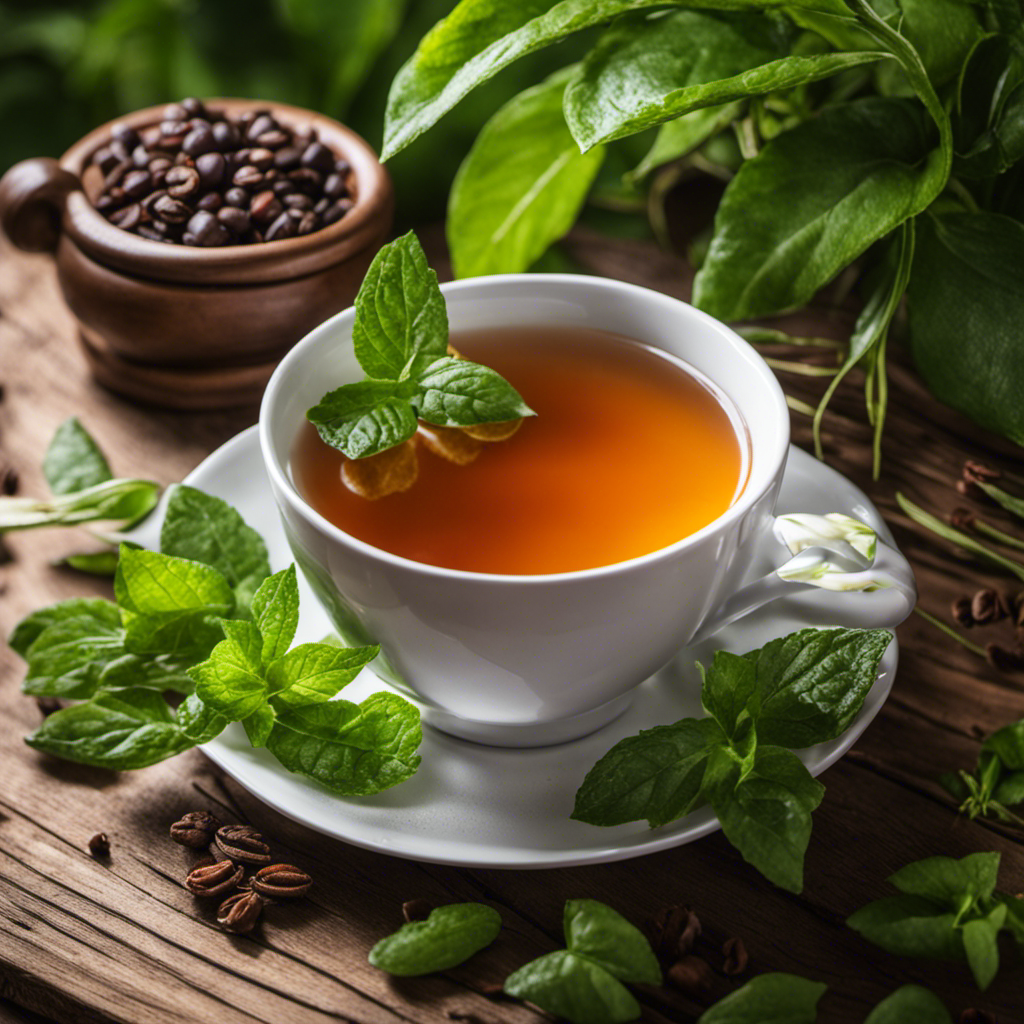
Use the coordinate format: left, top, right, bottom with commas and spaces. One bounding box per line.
178, 427, 901, 869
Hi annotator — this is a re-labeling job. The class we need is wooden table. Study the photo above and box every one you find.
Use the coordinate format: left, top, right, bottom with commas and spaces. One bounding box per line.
1, 228, 1023, 1024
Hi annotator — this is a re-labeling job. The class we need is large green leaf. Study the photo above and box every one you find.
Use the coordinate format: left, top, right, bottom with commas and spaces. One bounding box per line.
564, 9, 883, 151
896, 0, 984, 87
448, 69, 605, 278
42, 417, 112, 495
369, 904, 502, 975
381, 0, 851, 159
862, 986, 953, 1024
697, 973, 826, 1024
306, 379, 420, 460
908, 211, 1024, 445
563, 900, 661, 985
694, 97, 941, 320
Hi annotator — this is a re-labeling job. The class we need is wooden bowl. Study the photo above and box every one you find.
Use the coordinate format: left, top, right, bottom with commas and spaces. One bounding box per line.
0, 99, 393, 409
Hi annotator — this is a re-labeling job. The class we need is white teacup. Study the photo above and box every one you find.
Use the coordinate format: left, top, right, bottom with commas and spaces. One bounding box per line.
260, 275, 915, 746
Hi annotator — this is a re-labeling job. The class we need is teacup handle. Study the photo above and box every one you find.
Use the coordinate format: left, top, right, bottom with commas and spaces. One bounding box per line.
690, 512, 916, 646
0, 157, 80, 253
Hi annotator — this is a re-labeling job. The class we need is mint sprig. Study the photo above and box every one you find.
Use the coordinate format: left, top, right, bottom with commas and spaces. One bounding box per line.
847, 852, 1024, 991
572, 627, 893, 893
307, 230, 535, 461
939, 717, 1024, 827
12, 482, 421, 796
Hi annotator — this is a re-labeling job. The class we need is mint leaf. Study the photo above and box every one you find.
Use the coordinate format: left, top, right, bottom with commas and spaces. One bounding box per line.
9, 598, 120, 657
58, 550, 120, 576
176, 692, 229, 745
747, 627, 892, 747
563, 899, 661, 985
306, 379, 419, 460
414, 356, 535, 427
115, 547, 233, 658
160, 485, 270, 612
701, 650, 757, 738
697, 972, 826, 1024
0, 478, 160, 532
847, 895, 964, 960
251, 565, 300, 663
888, 852, 1000, 906
862, 985, 952, 1024
982, 720, 1024, 771
242, 704, 277, 748
190, 619, 267, 721
962, 903, 1007, 990
571, 718, 725, 827
997, 894, 1024, 951
369, 903, 501, 976
267, 642, 379, 709
266, 693, 421, 796
25, 690, 192, 769
351, 230, 448, 380
704, 745, 824, 894
504, 950, 640, 1024
98, 652, 194, 694
42, 417, 112, 495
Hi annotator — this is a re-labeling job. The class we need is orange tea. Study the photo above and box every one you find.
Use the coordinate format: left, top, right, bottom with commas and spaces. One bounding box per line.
291, 326, 746, 575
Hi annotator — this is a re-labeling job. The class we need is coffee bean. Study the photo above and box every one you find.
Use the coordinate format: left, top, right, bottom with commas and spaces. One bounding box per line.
265, 210, 297, 241
161, 119, 190, 138
109, 139, 131, 164
94, 192, 125, 213
335, 158, 351, 176
300, 141, 334, 174
163, 102, 187, 121
233, 165, 263, 189
137, 225, 166, 242
274, 146, 303, 170
296, 211, 320, 235
110, 202, 142, 230
323, 173, 348, 199
141, 189, 168, 215
148, 156, 172, 175
248, 148, 275, 171
273, 179, 297, 198
217, 206, 250, 234
288, 168, 322, 192
174, 151, 194, 166
152, 194, 192, 224
181, 97, 206, 118
196, 192, 223, 212
313, 197, 330, 215
182, 125, 217, 157
93, 147, 119, 174
223, 186, 250, 208
122, 169, 152, 199
256, 129, 290, 149
250, 190, 284, 225
195, 151, 226, 189
283, 193, 312, 210
110, 122, 141, 151
165, 165, 200, 199
185, 210, 231, 246
212, 120, 241, 150
104, 160, 132, 188
132, 144, 152, 167
247, 114, 277, 141
323, 198, 353, 225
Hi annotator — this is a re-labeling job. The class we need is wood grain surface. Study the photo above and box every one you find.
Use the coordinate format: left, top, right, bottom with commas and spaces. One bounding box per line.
2, 226, 1023, 1024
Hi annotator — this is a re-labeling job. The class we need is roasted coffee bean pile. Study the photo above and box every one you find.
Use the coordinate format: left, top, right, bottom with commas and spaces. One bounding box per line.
87, 98, 354, 246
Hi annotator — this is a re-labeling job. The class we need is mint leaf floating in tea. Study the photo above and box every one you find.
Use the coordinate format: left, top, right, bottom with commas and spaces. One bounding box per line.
368, 903, 501, 976
307, 230, 534, 496
504, 899, 660, 1024
847, 851, 1021, 990
573, 627, 892, 893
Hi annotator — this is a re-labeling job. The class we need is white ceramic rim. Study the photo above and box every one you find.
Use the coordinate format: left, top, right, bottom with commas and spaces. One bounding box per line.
259, 273, 791, 584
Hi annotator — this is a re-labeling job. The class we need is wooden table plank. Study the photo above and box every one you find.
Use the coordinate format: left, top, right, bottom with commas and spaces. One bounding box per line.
2, 228, 1024, 1024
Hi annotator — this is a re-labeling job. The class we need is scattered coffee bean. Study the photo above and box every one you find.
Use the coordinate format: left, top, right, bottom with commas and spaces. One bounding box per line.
88, 833, 111, 858
86, 99, 355, 246
666, 955, 714, 997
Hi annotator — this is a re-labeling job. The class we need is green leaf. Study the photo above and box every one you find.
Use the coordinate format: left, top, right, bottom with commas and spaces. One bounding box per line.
369, 903, 502, 975
448, 68, 605, 278
694, 97, 943, 320
266, 693, 422, 795
56, 550, 120, 576
504, 950, 640, 1024
701, 650, 757, 738
160, 485, 270, 613
267, 642, 379, 708
994, 770, 1024, 806
176, 692, 229, 745
973, 479, 1024, 525
862, 985, 953, 1024
896, 0, 984, 87
382, 0, 851, 159
19, 614, 125, 699
888, 852, 1001, 905
571, 717, 725, 827
997, 893, 1024, 950
306, 379, 419, 460
242, 704, 276, 748
909, 211, 1024, 445
563, 899, 661, 985
115, 546, 233, 657
9, 598, 120, 658
98, 653, 195, 694
704, 744, 824, 893
351, 231, 448, 380
847, 895, 965, 959
565, 9, 884, 150
962, 903, 1006, 990
42, 417, 112, 495
696, 972, 826, 1024
251, 565, 299, 664
630, 102, 744, 180
0, 478, 160, 532
25, 690, 192, 769
190, 619, 267, 721
745, 627, 893, 747
414, 356, 535, 427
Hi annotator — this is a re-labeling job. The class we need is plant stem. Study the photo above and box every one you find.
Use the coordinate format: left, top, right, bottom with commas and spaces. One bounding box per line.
872, 334, 889, 480
786, 395, 816, 417
914, 607, 987, 658
737, 327, 844, 350
975, 519, 1024, 553
763, 357, 839, 377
